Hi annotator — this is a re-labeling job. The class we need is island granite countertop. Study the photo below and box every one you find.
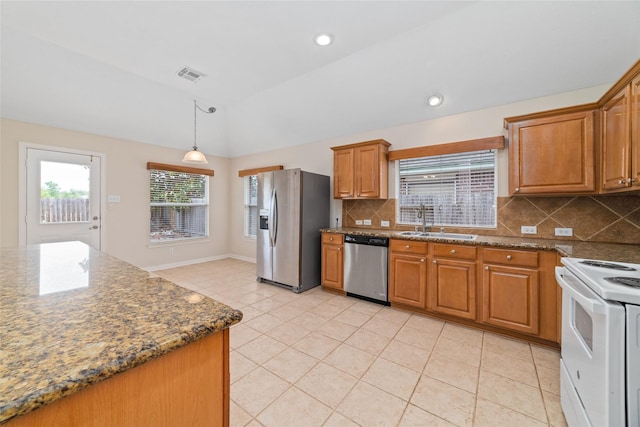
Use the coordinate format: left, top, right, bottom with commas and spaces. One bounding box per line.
0, 241, 242, 424
321, 227, 640, 264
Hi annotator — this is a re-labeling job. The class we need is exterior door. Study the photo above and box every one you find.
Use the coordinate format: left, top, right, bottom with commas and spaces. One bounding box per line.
25, 148, 102, 249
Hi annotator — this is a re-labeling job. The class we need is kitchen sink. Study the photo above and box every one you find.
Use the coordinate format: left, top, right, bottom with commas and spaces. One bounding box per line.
397, 231, 477, 240
421, 232, 477, 241
397, 231, 424, 236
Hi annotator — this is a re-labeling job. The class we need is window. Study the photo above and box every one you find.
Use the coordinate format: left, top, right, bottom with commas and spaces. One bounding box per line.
398, 150, 496, 228
149, 168, 209, 242
244, 175, 258, 238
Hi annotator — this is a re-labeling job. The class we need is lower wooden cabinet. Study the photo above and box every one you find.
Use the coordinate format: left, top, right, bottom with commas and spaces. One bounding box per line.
481, 263, 540, 335
386, 239, 559, 344
388, 240, 428, 308
321, 233, 344, 290
428, 244, 477, 320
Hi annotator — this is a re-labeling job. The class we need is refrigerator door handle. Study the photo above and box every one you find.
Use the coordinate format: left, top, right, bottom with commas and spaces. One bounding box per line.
271, 190, 278, 246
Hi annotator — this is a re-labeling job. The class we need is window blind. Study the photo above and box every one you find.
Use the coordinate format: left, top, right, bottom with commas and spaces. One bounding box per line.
149, 169, 209, 242
398, 150, 496, 228
245, 175, 258, 237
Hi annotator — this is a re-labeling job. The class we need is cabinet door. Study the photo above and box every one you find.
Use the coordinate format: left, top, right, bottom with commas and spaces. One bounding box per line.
321, 235, 343, 290
509, 110, 595, 194
602, 85, 632, 191
632, 75, 640, 188
389, 252, 427, 308
354, 144, 380, 198
333, 148, 354, 198
481, 264, 539, 335
428, 258, 476, 320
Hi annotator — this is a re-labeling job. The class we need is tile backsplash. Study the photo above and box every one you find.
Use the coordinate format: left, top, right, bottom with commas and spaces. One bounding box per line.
342, 195, 640, 244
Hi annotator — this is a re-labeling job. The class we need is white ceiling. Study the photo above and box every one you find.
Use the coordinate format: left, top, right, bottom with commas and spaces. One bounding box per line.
1, 1, 639, 158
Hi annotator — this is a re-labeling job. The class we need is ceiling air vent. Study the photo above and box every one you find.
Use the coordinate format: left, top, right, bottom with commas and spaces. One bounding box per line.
177, 66, 207, 83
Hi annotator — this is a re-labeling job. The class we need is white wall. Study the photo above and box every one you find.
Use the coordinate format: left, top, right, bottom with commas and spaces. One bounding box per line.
1, 84, 610, 266
228, 84, 609, 259
1, 118, 230, 269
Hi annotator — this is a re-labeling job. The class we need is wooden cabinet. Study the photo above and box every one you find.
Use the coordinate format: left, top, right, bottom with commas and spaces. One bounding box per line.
321, 233, 344, 290
6, 331, 230, 427
480, 248, 540, 335
505, 108, 596, 195
600, 62, 640, 192
331, 139, 390, 199
602, 85, 632, 191
427, 244, 477, 320
388, 239, 428, 308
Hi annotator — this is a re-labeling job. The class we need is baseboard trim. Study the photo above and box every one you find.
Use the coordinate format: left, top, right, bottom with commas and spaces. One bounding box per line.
145, 254, 256, 271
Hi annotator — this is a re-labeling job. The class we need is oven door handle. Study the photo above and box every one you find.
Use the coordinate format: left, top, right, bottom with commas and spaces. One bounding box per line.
555, 267, 607, 315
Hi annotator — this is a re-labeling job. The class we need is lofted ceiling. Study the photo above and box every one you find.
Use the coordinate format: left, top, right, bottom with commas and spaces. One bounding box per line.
1, 1, 639, 158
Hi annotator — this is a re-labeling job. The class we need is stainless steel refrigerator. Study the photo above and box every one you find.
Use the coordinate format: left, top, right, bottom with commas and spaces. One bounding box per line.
256, 169, 330, 293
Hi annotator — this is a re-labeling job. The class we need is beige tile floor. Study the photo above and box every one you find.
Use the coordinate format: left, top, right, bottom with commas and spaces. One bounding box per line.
156, 258, 567, 427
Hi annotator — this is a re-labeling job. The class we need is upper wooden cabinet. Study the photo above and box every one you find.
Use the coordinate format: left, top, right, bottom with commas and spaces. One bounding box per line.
505, 108, 597, 195
331, 139, 391, 199
600, 68, 640, 192
504, 58, 640, 195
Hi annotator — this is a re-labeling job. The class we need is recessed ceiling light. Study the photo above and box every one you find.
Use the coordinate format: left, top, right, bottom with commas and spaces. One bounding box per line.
427, 93, 444, 107
314, 33, 333, 46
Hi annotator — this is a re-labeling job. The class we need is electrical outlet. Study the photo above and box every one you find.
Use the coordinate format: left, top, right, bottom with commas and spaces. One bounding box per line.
521, 226, 537, 234
380, 220, 390, 227
355, 220, 363, 225
107, 195, 121, 203
363, 219, 372, 226
555, 228, 573, 236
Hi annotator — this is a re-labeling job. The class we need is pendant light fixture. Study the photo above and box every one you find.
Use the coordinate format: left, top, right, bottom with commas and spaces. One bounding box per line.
182, 100, 216, 164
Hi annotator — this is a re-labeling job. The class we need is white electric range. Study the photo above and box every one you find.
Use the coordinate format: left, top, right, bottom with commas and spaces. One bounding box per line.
556, 257, 640, 427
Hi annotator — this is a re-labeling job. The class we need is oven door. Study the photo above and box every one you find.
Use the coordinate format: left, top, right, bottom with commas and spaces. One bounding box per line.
556, 266, 626, 427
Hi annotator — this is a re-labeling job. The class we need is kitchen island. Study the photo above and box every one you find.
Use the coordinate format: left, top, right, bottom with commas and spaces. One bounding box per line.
0, 241, 242, 426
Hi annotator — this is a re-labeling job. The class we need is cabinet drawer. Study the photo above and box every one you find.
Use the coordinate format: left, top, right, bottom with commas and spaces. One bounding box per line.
433, 244, 476, 260
322, 233, 343, 244
482, 248, 538, 268
390, 239, 428, 254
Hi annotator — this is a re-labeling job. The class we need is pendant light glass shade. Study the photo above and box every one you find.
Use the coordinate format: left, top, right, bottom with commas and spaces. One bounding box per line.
182, 148, 208, 164
182, 100, 215, 164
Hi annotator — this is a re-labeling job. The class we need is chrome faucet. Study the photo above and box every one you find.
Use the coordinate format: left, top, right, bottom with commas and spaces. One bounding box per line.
416, 203, 432, 233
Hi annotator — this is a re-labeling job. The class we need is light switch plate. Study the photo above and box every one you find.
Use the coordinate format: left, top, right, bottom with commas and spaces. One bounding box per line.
108, 195, 121, 203
355, 220, 363, 225
363, 219, 372, 226
380, 220, 390, 227
521, 226, 537, 234
555, 228, 573, 236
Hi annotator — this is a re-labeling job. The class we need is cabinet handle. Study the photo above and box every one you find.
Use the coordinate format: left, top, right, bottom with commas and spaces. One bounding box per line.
485, 266, 490, 271
515, 187, 520, 193
421, 258, 425, 263
432, 259, 437, 264
506, 255, 512, 261
337, 248, 341, 251
450, 249, 456, 254
329, 237, 334, 241
628, 178, 636, 184
406, 245, 410, 249
618, 180, 626, 185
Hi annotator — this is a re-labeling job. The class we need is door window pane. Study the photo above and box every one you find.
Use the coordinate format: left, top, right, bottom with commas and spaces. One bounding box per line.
40, 161, 90, 223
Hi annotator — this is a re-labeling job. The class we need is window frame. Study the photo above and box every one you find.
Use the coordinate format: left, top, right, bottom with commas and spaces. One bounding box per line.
244, 174, 258, 238
147, 162, 213, 244
396, 149, 498, 229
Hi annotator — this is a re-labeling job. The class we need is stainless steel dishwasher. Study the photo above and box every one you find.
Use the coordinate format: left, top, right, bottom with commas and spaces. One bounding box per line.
343, 234, 389, 305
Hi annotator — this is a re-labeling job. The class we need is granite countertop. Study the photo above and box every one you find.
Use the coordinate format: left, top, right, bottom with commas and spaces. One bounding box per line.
0, 241, 242, 424
321, 227, 640, 263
